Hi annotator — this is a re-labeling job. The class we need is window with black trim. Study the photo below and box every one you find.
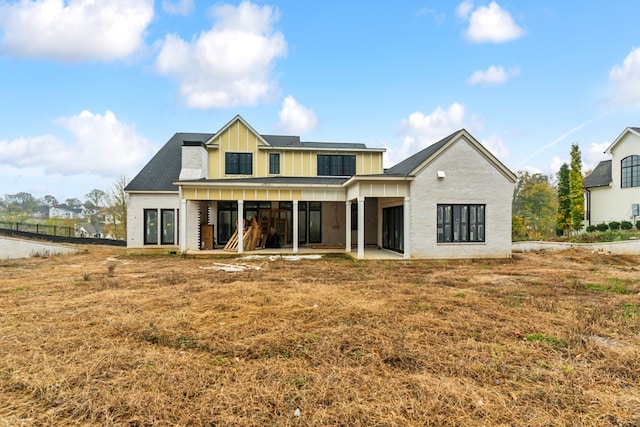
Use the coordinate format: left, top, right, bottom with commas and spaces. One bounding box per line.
317, 154, 356, 176
437, 204, 485, 243
144, 209, 158, 245
225, 152, 252, 175
161, 209, 175, 245
621, 155, 640, 188
269, 153, 280, 174
145, 209, 178, 245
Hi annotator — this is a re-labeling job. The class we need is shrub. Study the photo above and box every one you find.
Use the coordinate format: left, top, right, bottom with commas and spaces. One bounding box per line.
620, 220, 633, 230
586, 225, 597, 233
636, 220, 640, 230
596, 223, 609, 232
609, 221, 620, 230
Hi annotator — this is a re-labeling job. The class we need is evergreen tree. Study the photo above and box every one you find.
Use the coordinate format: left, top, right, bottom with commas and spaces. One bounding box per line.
556, 163, 571, 233
569, 144, 585, 231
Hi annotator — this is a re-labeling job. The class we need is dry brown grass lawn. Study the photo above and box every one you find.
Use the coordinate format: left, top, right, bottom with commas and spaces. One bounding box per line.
1, 246, 639, 426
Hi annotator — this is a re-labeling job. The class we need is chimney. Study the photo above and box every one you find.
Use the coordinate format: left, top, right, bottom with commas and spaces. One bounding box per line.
179, 141, 208, 180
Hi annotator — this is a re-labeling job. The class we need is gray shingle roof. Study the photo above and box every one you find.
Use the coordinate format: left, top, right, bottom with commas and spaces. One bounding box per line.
262, 135, 367, 150
126, 131, 373, 192
384, 130, 461, 176
584, 160, 612, 188
125, 132, 213, 192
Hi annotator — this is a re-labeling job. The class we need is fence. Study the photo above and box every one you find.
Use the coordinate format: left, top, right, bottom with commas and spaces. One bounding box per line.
0, 221, 126, 246
0, 221, 76, 238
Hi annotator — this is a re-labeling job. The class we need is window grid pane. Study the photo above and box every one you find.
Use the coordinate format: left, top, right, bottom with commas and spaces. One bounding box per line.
317, 155, 356, 176
225, 153, 253, 175
622, 155, 640, 188
437, 204, 485, 243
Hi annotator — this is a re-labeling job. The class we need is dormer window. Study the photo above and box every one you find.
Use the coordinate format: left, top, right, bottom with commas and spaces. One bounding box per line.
225, 152, 252, 175
621, 155, 640, 188
317, 154, 356, 176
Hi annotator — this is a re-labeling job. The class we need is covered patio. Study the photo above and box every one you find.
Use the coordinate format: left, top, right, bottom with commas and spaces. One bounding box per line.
185, 245, 405, 260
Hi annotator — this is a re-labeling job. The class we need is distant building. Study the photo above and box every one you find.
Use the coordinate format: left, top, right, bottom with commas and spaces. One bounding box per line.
584, 127, 640, 225
49, 205, 85, 219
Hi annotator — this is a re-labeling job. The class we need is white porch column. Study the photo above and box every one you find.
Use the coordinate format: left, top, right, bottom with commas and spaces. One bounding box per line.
179, 198, 187, 254
403, 196, 411, 259
345, 200, 352, 253
237, 200, 244, 254
293, 200, 299, 254
357, 196, 365, 259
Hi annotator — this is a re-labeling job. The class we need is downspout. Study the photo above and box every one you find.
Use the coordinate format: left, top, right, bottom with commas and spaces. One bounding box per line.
586, 189, 591, 226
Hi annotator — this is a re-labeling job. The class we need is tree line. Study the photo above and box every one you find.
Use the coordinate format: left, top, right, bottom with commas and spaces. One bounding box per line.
513, 143, 585, 240
0, 176, 128, 240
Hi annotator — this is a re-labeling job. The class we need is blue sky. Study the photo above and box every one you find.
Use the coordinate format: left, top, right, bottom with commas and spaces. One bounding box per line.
1, 0, 640, 202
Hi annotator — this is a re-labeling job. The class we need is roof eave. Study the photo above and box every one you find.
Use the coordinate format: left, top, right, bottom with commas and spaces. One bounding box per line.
343, 175, 414, 186
257, 146, 385, 153
606, 127, 640, 154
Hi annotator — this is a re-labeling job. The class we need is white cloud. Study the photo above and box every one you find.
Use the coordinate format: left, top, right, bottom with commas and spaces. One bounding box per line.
481, 134, 509, 161
387, 103, 466, 167
584, 142, 610, 172
456, 1, 473, 19
463, 1, 524, 43
416, 7, 445, 25
609, 47, 640, 106
277, 96, 318, 134
467, 65, 519, 85
162, 0, 194, 16
0, 0, 153, 61
0, 110, 155, 177
547, 156, 566, 176
540, 142, 609, 178
155, 1, 287, 109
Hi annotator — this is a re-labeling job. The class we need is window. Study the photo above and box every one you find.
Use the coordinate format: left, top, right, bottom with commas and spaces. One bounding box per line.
217, 201, 238, 244
437, 204, 485, 243
382, 205, 403, 252
317, 154, 356, 176
225, 152, 252, 175
351, 202, 358, 230
161, 209, 175, 245
621, 155, 640, 188
269, 153, 280, 174
144, 209, 158, 245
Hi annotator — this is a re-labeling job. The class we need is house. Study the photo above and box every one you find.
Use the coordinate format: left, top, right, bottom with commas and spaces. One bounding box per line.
584, 127, 640, 226
125, 115, 516, 259
49, 204, 85, 219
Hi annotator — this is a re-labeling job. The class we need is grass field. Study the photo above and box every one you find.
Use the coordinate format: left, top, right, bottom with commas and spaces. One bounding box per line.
1, 246, 639, 426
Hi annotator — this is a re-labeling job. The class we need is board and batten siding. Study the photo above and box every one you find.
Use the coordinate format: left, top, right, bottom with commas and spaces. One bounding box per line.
205, 120, 383, 179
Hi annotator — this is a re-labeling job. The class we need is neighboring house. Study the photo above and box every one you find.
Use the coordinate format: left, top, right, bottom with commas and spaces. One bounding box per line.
125, 115, 516, 259
49, 205, 85, 219
584, 127, 640, 226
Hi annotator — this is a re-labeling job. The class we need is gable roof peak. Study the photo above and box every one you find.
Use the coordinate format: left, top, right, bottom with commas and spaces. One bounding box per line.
383, 128, 515, 182
606, 127, 640, 154
211, 114, 271, 146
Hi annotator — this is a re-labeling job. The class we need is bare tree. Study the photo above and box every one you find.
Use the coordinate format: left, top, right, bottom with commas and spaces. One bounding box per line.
104, 177, 128, 240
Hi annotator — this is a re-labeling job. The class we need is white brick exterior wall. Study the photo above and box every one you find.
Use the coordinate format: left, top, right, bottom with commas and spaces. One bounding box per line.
409, 139, 514, 258
589, 132, 640, 224
126, 193, 180, 248
185, 200, 201, 251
